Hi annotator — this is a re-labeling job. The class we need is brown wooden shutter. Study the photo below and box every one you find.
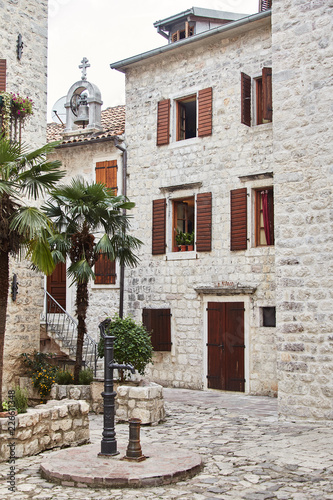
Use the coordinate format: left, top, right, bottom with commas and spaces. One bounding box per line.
156, 99, 170, 146
96, 160, 118, 194
196, 192, 212, 252
259, 0, 272, 11
0, 59, 6, 91
230, 188, 248, 251
241, 72, 251, 127
94, 254, 116, 285
262, 67, 272, 122
152, 199, 166, 255
198, 87, 212, 137
142, 308, 172, 351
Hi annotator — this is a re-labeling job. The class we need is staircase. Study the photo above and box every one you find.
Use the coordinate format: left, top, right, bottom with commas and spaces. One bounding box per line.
41, 290, 104, 378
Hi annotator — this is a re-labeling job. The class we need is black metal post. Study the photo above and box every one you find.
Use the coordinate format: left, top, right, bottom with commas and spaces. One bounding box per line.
98, 319, 135, 457
125, 418, 146, 461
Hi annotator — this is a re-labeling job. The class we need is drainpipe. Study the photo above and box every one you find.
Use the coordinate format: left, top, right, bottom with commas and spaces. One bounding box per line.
115, 137, 127, 319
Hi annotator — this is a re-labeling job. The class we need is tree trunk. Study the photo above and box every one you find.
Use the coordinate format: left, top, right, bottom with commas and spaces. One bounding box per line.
74, 281, 89, 384
0, 250, 9, 403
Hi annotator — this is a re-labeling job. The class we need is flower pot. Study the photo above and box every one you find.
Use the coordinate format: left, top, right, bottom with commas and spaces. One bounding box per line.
180, 245, 187, 251
187, 245, 194, 251
173, 246, 179, 252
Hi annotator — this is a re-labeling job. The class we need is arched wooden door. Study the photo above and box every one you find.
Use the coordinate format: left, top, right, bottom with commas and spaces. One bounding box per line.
46, 262, 66, 311
207, 302, 245, 392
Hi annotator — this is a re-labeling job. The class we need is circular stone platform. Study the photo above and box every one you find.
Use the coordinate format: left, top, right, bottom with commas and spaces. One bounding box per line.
40, 443, 203, 488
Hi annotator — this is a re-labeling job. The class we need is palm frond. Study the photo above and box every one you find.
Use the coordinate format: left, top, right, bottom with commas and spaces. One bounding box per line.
67, 259, 95, 286
26, 238, 56, 275
9, 206, 52, 240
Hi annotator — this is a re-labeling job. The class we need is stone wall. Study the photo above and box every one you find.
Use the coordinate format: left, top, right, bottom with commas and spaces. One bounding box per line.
0, 399, 90, 462
1, 0, 49, 395
273, 2, 333, 420
123, 18, 277, 395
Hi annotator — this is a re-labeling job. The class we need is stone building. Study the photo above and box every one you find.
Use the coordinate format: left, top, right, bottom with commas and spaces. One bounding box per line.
108, 2, 332, 421
1, 0, 49, 395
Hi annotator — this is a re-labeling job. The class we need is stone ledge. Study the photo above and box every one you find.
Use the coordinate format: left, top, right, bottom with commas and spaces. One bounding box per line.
0, 399, 90, 462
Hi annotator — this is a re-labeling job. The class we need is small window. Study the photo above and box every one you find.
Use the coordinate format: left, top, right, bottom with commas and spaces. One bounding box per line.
176, 95, 197, 141
173, 197, 195, 250
255, 187, 274, 246
262, 307, 276, 327
171, 22, 194, 42
142, 308, 172, 351
241, 68, 272, 127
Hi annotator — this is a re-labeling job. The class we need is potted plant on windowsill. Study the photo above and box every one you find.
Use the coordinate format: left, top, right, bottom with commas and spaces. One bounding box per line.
175, 230, 187, 251
185, 231, 194, 251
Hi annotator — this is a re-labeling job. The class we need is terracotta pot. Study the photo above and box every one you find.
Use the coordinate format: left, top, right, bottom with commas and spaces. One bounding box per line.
173, 246, 179, 252
187, 245, 194, 251
180, 245, 187, 251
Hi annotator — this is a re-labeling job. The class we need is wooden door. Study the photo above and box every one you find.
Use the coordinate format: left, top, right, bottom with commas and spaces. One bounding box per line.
207, 302, 245, 392
46, 262, 66, 311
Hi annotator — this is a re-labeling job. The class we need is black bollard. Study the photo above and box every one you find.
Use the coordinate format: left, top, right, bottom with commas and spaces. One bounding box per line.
98, 319, 135, 457
125, 418, 146, 461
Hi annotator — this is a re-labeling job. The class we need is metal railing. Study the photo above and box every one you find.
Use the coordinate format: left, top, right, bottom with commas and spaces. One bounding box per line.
41, 290, 98, 376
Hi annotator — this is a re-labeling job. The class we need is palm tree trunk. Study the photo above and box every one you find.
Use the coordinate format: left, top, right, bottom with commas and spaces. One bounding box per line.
0, 250, 9, 403
74, 281, 89, 384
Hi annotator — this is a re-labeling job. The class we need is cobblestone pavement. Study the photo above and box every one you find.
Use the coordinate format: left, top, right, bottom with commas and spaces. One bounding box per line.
1, 388, 333, 500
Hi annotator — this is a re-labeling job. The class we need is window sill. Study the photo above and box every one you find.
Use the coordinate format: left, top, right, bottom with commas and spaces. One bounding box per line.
165, 251, 197, 261
169, 136, 200, 149
91, 284, 120, 290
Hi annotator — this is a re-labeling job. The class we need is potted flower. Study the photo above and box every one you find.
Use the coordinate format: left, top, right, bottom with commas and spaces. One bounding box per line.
185, 231, 194, 251
175, 230, 187, 251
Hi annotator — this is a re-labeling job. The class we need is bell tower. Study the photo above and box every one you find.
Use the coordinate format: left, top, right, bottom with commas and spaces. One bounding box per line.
64, 57, 103, 134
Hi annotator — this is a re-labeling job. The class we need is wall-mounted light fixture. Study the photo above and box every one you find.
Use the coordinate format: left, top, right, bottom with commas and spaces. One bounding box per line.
11, 274, 18, 301
17, 34, 23, 60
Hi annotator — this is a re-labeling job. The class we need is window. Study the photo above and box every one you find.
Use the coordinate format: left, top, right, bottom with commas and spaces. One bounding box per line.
262, 307, 276, 327
0, 59, 6, 91
156, 87, 212, 146
142, 308, 172, 351
230, 188, 248, 251
255, 187, 274, 246
152, 192, 212, 255
171, 22, 194, 42
94, 160, 117, 284
241, 68, 272, 127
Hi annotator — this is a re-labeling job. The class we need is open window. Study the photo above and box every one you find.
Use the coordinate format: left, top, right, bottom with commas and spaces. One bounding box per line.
241, 68, 272, 126
152, 192, 212, 255
177, 95, 196, 141
255, 187, 274, 246
171, 22, 194, 42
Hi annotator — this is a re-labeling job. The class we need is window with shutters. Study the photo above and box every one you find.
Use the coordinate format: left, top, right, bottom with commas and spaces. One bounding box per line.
0, 59, 6, 92
241, 68, 272, 127
152, 192, 212, 255
94, 160, 117, 285
255, 187, 274, 246
156, 87, 212, 145
142, 308, 172, 351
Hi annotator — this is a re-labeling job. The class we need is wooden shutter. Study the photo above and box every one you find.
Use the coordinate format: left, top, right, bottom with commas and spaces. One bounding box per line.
241, 72, 251, 127
95, 254, 116, 285
142, 308, 172, 351
198, 87, 212, 137
0, 59, 6, 91
152, 199, 166, 255
259, 0, 272, 11
196, 192, 212, 252
262, 67, 272, 122
230, 188, 248, 250
156, 99, 170, 146
95, 160, 118, 194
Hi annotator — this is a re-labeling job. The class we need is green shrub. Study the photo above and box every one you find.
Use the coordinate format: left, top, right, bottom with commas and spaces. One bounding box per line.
56, 370, 74, 385
20, 351, 58, 402
78, 367, 94, 385
13, 386, 28, 414
98, 314, 153, 381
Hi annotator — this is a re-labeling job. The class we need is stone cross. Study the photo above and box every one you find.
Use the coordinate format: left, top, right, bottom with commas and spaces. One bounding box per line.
79, 57, 90, 81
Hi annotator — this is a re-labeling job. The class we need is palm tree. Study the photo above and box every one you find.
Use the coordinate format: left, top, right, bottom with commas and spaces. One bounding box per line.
43, 177, 142, 383
0, 138, 63, 401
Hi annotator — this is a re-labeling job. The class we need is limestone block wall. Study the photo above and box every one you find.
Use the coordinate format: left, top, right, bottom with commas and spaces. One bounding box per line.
273, 1, 333, 420
47, 141, 124, 340
0, 399, 90, 462
1, 0, 49, 395
123, 20, 277, 395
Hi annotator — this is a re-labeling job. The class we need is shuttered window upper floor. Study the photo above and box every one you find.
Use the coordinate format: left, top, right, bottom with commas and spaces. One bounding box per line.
0, 59, 6, 91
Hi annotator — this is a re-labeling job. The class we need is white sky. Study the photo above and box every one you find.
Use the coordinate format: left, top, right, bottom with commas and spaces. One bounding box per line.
47, 0, 259, 122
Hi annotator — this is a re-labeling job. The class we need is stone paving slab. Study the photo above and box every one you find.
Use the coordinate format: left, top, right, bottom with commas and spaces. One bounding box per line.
0, 389, 332, 500
40, 442, 203, 488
